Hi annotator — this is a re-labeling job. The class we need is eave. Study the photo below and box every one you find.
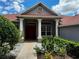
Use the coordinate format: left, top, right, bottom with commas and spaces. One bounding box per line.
17, 15, 61, 19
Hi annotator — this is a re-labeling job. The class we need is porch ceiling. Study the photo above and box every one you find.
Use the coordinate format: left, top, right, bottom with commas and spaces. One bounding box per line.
17, 15, 61, 19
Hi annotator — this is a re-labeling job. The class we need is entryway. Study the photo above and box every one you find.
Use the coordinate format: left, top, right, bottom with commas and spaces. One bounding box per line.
25, 23, 37, 41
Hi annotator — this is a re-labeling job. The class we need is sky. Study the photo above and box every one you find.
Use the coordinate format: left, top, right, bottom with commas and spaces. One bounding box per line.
0, 0, 79, 16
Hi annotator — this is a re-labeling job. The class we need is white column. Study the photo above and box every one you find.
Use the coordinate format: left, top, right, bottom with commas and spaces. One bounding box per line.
19, 18, 24, 42
55, 19, 59, 37
37, 19, 42, 41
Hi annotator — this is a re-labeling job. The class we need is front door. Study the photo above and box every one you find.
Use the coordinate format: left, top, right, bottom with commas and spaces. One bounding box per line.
25, 23, 36, 41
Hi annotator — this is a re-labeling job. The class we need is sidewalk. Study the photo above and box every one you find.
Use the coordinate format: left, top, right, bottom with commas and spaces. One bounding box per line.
16, 42, 37, 59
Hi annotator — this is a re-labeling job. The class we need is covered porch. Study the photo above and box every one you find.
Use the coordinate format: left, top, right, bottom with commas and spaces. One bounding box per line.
17, 15, 60, 42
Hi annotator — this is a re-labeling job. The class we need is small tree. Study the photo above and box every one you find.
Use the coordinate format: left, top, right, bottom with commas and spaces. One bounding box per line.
0, 16, 19, 55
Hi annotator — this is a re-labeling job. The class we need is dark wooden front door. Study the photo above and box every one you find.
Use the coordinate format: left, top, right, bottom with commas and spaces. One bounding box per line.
25, 23, 36, 41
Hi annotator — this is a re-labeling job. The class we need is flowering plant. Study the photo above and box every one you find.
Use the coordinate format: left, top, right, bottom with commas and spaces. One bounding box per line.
34, 43, 45, 54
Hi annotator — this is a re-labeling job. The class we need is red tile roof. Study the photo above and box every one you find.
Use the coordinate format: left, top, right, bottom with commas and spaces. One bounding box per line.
4, 14, 18, 21
3, 14, 79, 27
60, 15, 79, 27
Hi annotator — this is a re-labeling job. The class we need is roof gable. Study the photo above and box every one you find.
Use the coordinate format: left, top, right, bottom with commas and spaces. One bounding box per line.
21, 3, 57, 16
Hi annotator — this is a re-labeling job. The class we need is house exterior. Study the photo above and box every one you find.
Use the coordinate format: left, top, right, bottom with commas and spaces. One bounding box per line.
3, 3, 79, 42
59, 15, 79, 42
4, 3, 61, 42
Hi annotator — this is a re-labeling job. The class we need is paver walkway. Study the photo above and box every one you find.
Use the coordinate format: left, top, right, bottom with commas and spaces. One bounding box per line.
16, 42, 37, 59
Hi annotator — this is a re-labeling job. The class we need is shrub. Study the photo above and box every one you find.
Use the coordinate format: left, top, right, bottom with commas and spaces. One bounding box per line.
42, 37, 67, 56
34, 46, 44, 54
55, 37, 79, 58
0, 16, 19, 55
67, 42, 79, 58
44, 37, 79, 58
34, 36, 79, 58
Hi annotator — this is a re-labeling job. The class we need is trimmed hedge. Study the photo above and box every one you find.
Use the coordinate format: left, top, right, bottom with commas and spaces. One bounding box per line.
54, 37, 79, 58
42, 37, 79, 58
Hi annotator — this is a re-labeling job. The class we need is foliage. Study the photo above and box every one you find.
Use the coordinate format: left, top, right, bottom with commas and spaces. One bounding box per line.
42, 37, 67, 56
42, 37, 79, 58
0, 16, 20, 55
34, 36, 79, 58
55, 37, 79, 58
34, 46, 44, 54
44, 51, 54, 59
66, 42, 79, 58
0, 43, 10, 55
0, 54, 16, 59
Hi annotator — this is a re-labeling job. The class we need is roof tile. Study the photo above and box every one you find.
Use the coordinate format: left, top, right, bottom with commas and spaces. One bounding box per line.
4, 14, 17, 21
60, 15, 79, 27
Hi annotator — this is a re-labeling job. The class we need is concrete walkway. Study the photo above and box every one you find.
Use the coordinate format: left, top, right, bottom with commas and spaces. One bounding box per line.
16, 42, 37, 59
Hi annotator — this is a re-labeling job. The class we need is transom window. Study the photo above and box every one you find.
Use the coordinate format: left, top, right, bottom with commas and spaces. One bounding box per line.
41, 24, 52, 36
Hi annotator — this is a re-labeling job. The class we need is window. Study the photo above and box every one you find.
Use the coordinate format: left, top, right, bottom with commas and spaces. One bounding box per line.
41, 24, 52, 36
